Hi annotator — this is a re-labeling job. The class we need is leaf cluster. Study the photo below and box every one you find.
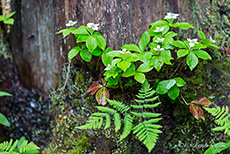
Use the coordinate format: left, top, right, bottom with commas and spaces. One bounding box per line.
77, 81, 162, 153
0, 137, 40, 154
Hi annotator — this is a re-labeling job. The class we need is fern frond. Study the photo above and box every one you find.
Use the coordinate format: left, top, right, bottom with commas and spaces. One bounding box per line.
77, 114, 106, 130
114, 113, 121, 132
131, 111, 161, 118
96, 106, 117, 114
120, 114, 133, 141
204, 106, 230, 136
0, 137, 39, 154
107, 99, 130, 113
133, 119, 162, 153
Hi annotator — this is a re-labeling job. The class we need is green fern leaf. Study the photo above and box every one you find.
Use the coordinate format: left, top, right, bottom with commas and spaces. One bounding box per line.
107, 99, 130, 113
131, 105, 143, 109
114, 113, 121, 132
131, 111, 161, 118
133, 119, 162, 153
120, 114, 133, 141
104, 114, 111, 129
143, 103, 161, 108
204, 106, 230, 136
96, 106, 117, 114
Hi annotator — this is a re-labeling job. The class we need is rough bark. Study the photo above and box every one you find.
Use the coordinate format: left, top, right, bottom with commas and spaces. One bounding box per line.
9, 0, 229, 93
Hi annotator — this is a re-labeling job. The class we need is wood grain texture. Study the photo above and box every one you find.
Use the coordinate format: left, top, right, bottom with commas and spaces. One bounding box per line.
9, 0, 214, 93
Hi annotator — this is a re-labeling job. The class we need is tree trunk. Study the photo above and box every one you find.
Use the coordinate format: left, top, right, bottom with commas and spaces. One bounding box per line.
9, 0, 230, 93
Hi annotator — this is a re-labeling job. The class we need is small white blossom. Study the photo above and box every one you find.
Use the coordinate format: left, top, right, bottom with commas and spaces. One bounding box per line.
165, 13, 179, 19
187, 38, 198, 47
153, 45, 164, 51
87, 23, 99, 30
154, 27, 164, 32
104, 64, 112, 71
117, 48, 131, 54
66, 20, 77, 27
210, 37, 216, 43
155, 37, 165, 43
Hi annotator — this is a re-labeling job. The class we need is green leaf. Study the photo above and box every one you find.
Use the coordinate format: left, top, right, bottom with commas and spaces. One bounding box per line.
0, 15, 5, 21
192, 50, 212, 60
86, 36, 97, 52
92, 47, 102, 56
80, 49, 92, 62
5, 12, 16, 19
77, 35, 89, 43
122, 63, 136, 77
134, 73, 146, 84
121, 44, 141, 53
167, 85, 180, 100
198, 30, 206, 39
94, 34, 106, 50
156, 79, 176, 94
172, 40, 187, 48
138, 31, 150, 52
173, 22, 194, 29
4, 18, 14, 25
204, 140, 230, 154
72, 26, 89, 35
186, 52, 198, 71
102, 47, 113, 66
136, 63, 154, 73
117, 61, 131, 72
177, 49, 189, 58
191, 43, 207, 50
0, 113, 10, 127
104, 65, 122, 78
0, 91, 12, 97
114, 113, 121, 132
173, 77, 186, 87
120, 114, 133, 141
68, 46, 81, 61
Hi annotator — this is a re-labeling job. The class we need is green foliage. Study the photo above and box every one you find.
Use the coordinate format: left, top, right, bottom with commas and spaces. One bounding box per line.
0, 91, 12, 127
156, 77, 186, 100
203, 106, 230, 154
204, 106, 230, 136
0, 12, 15, 25
0, 137, 40, 154
77, 80, 162, 153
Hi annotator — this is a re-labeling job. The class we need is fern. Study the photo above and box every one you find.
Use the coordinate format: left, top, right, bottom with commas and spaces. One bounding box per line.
131, 80, 162, 153
204, 106, 230, 136
77, 80, 162, 153
0, 137, 40, 154
119, 114, 133, 141
133, 119, 162, 153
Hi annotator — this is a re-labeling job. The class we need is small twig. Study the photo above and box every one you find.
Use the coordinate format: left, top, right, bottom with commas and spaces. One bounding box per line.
180, 93, 189, 105
60, 60, 71, 94
170, 57, 186, 78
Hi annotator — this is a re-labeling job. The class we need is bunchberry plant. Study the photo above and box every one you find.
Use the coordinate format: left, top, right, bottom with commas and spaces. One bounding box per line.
57, 12, 218, 153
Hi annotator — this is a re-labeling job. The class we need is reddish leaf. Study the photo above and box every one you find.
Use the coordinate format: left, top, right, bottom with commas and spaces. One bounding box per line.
191, 97, 212, 107
87, 83, 103, 95
99, 76, 107, 86
189, 103, 205, 121
96, 87, 109, 106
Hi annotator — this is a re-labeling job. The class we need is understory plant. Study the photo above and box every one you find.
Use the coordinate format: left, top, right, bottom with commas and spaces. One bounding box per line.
57, 12, 219, 153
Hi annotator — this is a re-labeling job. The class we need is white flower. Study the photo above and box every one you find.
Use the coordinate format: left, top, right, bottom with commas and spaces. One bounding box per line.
153, 45, 164, 51
210, 37, 216, 43
154, 27, 164, 32
87, 23, 99, 30
104, 64, 112, 71
117, 48, 131, 54
165, 13, 179, 19
66, 20, 77, 27
155, 37, 165, 43
187, 38, 198, 47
